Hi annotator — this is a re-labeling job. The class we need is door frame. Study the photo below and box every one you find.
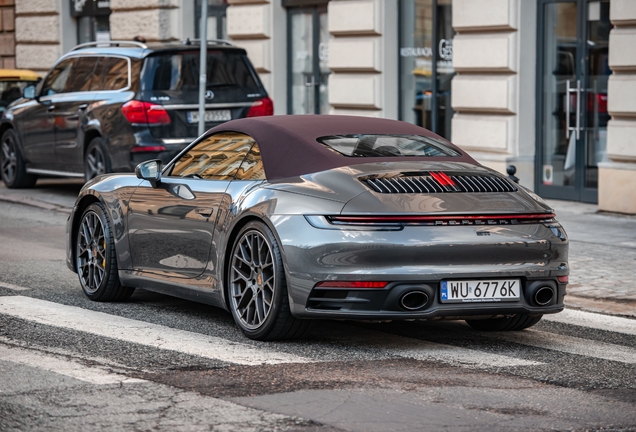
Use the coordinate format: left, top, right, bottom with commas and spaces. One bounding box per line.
286, 5, 327, 114
534, 0, 599, 203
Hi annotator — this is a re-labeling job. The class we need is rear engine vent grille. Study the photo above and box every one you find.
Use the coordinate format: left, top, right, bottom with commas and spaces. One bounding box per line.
363, 173, 517, 194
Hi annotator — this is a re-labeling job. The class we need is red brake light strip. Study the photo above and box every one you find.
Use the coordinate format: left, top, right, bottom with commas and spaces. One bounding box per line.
329, 214, 556, 223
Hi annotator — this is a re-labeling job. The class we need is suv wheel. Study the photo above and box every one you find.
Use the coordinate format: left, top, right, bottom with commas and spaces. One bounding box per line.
85, 137, 111, 181
0, 129, 37, 188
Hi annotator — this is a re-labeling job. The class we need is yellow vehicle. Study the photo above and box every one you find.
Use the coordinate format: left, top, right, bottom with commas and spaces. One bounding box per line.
0, 69, 40, 113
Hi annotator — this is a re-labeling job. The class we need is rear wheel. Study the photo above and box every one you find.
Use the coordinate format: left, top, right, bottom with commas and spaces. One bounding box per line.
466, 315, 542, 331
0, 129, 37, 188
228, 221, 310, 341
76, 202, 134, 301
84, 137, 111, 181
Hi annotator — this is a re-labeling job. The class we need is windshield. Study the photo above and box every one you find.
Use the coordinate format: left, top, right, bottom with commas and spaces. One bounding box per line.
0, 80, 37, 112
145, 50, 260, 91
318, 134, 461, 157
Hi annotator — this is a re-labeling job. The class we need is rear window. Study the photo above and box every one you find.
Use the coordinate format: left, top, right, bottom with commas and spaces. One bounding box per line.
318, 134, 461, 157
145, 50, 259, 91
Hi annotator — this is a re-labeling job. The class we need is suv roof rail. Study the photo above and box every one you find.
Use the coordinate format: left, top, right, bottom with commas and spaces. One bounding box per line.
71, 40, 148, 51
182, 38, 234, 47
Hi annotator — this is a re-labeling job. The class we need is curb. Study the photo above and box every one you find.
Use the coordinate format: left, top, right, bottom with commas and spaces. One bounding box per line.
0, 194, 72, 214
565, 295, 636, 319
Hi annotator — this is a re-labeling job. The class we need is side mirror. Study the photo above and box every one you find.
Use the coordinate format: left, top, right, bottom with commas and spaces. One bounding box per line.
23, 85, 36, 99
135, 159, 163, 188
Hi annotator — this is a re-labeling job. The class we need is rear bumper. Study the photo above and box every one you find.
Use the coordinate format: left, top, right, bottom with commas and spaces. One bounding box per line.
270, 215, 569, 320
128, 129, 193, 170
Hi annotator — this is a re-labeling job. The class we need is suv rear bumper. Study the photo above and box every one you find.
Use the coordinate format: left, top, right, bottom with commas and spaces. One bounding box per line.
129, 135, 193, 170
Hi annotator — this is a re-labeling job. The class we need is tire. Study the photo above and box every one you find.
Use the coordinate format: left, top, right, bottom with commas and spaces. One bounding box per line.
84, 137, 111, 181
227, 221, 310, 341
0, 128, 37, 188
466, 314, 543, 331
76, 202, 134, 302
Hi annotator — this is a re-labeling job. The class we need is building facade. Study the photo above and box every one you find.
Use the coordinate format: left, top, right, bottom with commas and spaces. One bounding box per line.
4, 0, 636, 213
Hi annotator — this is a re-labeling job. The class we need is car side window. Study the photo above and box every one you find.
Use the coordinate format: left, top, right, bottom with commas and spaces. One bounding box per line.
235, 144, 265, 181
88, 56, 107, 91
169, 132, 260, 181
102, 57, 129, 90
64, 57, 98, 93
41, 58, 74, 96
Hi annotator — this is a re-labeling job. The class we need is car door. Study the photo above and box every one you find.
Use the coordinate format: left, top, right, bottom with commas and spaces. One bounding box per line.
127, 132, 258, 278
19, 58, 75, 166
53, 56, 99, 171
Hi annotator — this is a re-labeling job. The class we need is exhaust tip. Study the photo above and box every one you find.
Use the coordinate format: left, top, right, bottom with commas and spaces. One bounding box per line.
400, 291, 429, 311
534, 286, 555, 306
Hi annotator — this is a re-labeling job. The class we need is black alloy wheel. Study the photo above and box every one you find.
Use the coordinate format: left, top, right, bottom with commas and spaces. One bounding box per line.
228, 221, 310, 341
84, 137, 110, 181
466, 314, 543, 331
76, 202, 134, 301
0, 129, 37, 188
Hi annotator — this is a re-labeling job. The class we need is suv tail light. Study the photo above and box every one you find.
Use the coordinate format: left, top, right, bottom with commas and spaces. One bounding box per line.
247, 97, 274, 117
122, 100, 171, 125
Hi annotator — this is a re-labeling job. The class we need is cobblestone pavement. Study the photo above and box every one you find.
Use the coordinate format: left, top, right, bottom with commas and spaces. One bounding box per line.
547, 199, 636, 313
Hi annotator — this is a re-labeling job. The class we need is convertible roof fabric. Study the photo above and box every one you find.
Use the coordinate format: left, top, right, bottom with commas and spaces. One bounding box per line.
206, 115, 478, 181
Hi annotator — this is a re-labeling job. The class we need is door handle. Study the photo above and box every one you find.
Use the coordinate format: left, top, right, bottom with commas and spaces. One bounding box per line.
47, 105, 55, 111
195, 208, 214, 217
78, 103, 88, 110
304, 75, 316, 87
565, 79, 581, 140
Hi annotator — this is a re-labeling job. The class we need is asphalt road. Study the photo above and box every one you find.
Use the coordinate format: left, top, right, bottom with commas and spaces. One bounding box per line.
1, 196, 635, 431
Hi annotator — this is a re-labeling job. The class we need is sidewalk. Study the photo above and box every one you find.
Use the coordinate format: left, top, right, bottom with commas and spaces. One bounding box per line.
545, 199, 636, 318
1, 180, 635, 317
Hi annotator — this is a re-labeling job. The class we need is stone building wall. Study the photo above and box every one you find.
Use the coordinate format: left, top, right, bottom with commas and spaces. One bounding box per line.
601, 0, 636, 213
449, 0, 537, 185
14, 0, 60, 72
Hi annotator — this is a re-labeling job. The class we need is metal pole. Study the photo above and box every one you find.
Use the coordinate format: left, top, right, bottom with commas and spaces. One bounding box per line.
198, 0, 208, 136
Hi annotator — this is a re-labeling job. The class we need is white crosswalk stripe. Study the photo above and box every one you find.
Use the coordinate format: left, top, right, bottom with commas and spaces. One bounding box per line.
0, 296, 311, 366
1, 295, 635, 369
328, 326, 541, 367
0, 282, 30, 291
486, 329, 636, 364
0, 344, 145, 385
543, 308, 636, 336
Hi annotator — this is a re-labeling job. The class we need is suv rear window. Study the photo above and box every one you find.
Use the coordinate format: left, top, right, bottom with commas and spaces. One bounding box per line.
318, 134, 461, 157
145, 50, 259, 91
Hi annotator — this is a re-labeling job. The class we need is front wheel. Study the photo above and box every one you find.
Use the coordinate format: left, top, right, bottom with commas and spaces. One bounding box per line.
76, 202, 134, 301
0, 129, 37, 188
228, 221, 310, 341
466, 314, 542, 331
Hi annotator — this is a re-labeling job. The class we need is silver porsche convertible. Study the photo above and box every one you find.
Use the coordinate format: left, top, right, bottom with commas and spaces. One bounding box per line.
66, 115, 568, 340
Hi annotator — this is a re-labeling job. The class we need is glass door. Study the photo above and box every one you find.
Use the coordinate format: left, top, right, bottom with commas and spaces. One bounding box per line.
288, 6, 330, 114
536, 0, 611, 203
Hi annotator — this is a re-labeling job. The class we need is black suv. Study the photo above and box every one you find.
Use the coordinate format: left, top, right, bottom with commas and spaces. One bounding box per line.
0, 40, 272, 188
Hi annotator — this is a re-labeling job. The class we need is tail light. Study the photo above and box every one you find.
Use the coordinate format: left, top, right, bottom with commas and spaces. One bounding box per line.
316, 281, 389, 289
247, 97, 274, 117
122, 100, 171, 125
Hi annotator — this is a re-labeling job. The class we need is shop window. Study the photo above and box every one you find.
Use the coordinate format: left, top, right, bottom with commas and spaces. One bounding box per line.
71, 0, 111, 44
399, 0, 454, 139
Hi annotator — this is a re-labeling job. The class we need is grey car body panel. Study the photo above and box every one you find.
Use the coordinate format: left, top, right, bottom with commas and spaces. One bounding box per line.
67, 160, 567, 319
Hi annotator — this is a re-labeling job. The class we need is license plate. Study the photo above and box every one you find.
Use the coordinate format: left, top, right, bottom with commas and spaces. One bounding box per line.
187, 110, 232, 123
440, 279, 520, 303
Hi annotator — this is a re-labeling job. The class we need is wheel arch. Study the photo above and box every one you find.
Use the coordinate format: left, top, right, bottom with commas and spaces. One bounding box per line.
83, 129, 103, 157
220, 214, 284, 311
69, 193, 102, 272
0, 122, 14, 142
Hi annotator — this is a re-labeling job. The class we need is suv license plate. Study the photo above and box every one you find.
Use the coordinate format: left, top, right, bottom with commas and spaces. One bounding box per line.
440, 279, 520, 303
187, 110, 232, 123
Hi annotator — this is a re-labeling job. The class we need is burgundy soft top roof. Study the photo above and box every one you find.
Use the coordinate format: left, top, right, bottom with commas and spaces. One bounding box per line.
206, 115, 478, 181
